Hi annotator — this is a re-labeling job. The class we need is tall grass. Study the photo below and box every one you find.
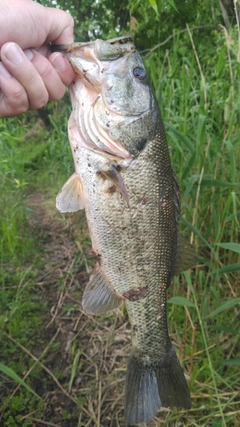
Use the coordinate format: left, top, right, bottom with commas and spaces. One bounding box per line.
145, 26, 240, 426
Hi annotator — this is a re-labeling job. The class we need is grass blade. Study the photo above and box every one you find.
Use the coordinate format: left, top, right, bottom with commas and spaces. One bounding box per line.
218, 359, 240, 366
211, 263, 240, 274
200, 179, 239, 188
216, 243, 240, 254
0, 363, 40, 399
181, 217, 212, 250
203, 298, 240, 319
167, 296, 195, 307
184, 271, 227, 427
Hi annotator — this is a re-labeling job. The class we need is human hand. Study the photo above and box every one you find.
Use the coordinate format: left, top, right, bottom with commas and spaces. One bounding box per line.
0, 0, 75, 118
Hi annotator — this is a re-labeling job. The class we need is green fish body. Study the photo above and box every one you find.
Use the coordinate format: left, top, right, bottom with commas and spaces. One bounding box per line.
56, 36, 195, 425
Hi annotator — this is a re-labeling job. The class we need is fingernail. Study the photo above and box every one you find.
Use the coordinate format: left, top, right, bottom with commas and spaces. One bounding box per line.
51, 53, 66, 71
0, 62, 11, 78
23, 49, 34, 61
4, 43, 23, 65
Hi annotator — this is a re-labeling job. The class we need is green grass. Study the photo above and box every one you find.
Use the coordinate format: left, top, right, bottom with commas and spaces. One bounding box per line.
144, 26, 240, 427
0, 26, 239, 426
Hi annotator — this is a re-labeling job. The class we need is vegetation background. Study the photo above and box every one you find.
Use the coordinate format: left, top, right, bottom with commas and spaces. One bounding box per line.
0, 0, 239, 426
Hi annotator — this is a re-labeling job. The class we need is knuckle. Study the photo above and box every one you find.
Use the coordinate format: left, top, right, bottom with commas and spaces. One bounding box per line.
68, 15, 74, 29
8, 86, 29, 113
61, 66, 75, 86
39, 62, 54, 81
8, 103, 29, 116
19, 104, 29, 114
25, 72, 42, 88
50, 85, 65, 101
9, 100, 29, 116
32, 92, 49, 110
64, 13, 74, 29
11, 86, 27, 103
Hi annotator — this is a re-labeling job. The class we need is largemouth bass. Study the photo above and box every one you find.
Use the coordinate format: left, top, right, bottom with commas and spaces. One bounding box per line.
54, 36, 196, 425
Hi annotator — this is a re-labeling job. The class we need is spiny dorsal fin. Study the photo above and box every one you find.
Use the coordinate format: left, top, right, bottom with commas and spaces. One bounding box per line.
174, 234, 198, 275
56, 172, 85, 213
82, 269, 122, 315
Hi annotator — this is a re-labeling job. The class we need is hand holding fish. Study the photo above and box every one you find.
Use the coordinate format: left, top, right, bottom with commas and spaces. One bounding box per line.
0, 0, 75, 118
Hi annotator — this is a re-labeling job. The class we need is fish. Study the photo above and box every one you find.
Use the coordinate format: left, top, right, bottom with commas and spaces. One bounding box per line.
54, 36, 196, 425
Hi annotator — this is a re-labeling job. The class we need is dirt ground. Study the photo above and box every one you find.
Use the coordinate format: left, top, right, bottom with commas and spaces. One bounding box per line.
25, 191, 132, 427
3, 191, 180, 427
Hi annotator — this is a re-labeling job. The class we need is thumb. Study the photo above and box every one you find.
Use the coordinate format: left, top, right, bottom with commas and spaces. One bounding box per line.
44, 7, 74, 45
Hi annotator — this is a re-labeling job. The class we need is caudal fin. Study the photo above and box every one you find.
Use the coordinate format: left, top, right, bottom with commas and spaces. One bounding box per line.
124, 349, 191, 425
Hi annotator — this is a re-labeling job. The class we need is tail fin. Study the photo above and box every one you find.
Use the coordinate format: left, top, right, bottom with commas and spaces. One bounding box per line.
124, 348, 191, 425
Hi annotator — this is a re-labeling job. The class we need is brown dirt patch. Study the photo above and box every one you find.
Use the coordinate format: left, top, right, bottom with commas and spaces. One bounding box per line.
0, 189, 180, 427
23, 191, 133, 427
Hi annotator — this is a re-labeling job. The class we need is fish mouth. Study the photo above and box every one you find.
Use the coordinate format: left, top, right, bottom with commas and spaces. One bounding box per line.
50, 35, 135, 58
51, 36, 136, 97
51, 36, 135, 84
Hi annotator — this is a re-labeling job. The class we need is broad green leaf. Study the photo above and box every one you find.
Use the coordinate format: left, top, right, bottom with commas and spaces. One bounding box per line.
218, 358, 240, 366
216, 243, 240, 254
0, 363, 40, 399
149, 0, 159, 15
203, 298, 240, 320
211, 264, 240, 274
167, 0, 178, 12
168, 296, 195, 308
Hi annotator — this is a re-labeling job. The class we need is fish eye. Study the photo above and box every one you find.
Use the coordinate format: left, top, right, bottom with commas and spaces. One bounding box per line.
133, 66, 146, 80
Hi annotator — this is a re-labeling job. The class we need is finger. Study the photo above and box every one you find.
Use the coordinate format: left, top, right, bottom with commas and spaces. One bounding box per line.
49, 52, 75, 86
28, 47, 75, 89
27, 51, 74, 100
1, 42, 49, 110
26, 45, 75, 87
0, 63, 29, 117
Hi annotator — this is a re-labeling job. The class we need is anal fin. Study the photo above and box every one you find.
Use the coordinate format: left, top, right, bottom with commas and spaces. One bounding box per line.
82, 269, 122, 315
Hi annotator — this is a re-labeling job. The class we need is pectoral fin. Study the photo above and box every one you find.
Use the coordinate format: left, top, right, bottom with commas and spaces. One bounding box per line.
98, 166, 129, 207
56, 173, 85, 213
174, 234, 198, 275
82, 269, 122, 314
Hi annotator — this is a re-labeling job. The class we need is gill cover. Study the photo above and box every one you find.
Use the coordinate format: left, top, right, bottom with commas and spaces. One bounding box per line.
62, 37, 158, 158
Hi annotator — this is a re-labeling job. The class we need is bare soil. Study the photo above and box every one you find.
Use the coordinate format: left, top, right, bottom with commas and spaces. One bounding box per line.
0, 190, 189, 427
24, 191, 132, 427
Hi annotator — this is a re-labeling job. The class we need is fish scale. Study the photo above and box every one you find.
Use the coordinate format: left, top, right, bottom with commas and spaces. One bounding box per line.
54, 36, 196, 425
